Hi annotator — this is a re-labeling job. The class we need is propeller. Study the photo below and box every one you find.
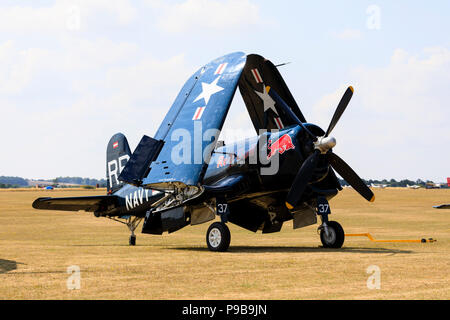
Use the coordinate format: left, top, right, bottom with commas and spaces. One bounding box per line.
285, 150, 320, 209
265, 86, 317, 141
326, 152, 374, 202
325, 86, 353, 137
266, 86, 375, 209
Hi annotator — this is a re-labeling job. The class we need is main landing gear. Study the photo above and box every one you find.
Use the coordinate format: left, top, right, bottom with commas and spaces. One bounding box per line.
206, 197, 231, 252
319, 220, 345, 248
204, 197, 345, 251
317, 197, 345, 248
206, 222, 231, 252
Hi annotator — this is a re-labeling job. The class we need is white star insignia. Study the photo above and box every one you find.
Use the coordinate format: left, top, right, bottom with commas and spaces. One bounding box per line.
193, 76, 224, 106
254, 84, 278, 115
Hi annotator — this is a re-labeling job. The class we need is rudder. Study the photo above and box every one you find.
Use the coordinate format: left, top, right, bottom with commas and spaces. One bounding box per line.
106, 133, 132, 193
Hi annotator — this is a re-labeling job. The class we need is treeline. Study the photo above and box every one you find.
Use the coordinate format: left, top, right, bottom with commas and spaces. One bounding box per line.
0, 176, 107, 188
0, 183, 22, 188
338, 178, 445, 188
0, 175, 445, 189
53, 177, 107, 187
0, 176, 28, 187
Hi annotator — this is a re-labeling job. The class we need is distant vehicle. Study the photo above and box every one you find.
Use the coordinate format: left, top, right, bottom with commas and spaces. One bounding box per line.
371, 183, 387, 189
44, 186, 54, 190
426, 182, 441, 189
407, 184, 421, 189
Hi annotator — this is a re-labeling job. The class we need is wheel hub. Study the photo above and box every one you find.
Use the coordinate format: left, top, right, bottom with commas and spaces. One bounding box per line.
208, 228, 222, 248
322, 227, 336, 245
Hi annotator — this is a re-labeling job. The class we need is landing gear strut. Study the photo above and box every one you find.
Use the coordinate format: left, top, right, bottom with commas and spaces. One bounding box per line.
206, 197, 231, 252
109, 216, 143, 246
106, 215, 143, 245
316, 197, 345, 248
126, 216, 142, 246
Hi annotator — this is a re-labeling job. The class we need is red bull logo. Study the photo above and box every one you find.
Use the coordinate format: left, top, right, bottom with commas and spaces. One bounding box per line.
216, 154, 235, 168
267, 134, 295, 160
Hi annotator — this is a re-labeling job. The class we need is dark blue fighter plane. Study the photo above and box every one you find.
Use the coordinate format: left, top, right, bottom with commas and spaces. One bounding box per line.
33, 52, 374, 250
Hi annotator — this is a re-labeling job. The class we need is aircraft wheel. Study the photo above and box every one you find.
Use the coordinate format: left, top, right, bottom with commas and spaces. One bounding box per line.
320, 221, 344, 248
206, 222, 231, 252
129, 235, 136, 246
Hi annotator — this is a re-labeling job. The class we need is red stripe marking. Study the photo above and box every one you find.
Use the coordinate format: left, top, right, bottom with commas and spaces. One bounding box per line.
215, 63, 227, 75
193, 108, 201, 120
251, 68, 263, 83
274, 117, 284, 129
199, 107, 206, 119
193, 107, 205, 120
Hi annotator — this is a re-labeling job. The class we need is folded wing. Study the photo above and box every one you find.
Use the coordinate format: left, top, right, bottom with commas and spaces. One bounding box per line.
238, 54, 306, 132
142, 52, 247, 191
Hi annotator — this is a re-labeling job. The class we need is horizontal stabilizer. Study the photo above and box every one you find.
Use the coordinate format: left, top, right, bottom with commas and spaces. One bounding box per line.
118, 135, 164, 186
433, 204, 450, 209
32, 195, 119, 212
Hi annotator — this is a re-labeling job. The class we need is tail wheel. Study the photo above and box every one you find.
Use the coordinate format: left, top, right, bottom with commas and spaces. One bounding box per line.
129, 235, 136, 246
320, 221, 345, 248
206, 222, 231, 252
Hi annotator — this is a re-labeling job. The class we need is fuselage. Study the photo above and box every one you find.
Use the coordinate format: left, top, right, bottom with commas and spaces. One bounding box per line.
111, 184, 165, 217
202, 123, 338, 201
109, 123, 340, 218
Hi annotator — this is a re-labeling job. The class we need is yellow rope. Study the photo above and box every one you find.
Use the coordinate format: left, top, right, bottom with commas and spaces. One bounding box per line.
345, 233, 436, 243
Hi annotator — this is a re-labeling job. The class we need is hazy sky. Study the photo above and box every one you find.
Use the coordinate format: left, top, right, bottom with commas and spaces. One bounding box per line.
1, 0, 449, 182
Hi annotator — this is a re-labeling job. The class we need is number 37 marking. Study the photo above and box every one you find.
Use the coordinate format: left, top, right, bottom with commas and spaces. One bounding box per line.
318, 204, 329, 214
217, 203, 228, 214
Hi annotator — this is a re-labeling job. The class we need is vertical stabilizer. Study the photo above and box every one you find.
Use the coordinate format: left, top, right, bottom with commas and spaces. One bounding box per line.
106, 133, 132, 193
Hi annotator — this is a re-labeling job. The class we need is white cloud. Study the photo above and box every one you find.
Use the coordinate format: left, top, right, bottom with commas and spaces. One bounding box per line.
0, 34, 191, 179
0, 38, 140, 95
0, 0, 137, 34
104, 54, 190, 100
0, 41, 51, 94
310, 84, 350, 126
153, 0, 264, 33
354, 47, 450, 132
311, 47, 450, 182
0, 5, 63, 33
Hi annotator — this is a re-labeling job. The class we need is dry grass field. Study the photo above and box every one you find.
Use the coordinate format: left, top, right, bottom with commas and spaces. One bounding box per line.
0, 187, 449, 300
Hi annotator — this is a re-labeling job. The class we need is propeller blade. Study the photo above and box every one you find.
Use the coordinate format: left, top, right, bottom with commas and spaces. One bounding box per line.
327, 152, 375, 202
325, 86, 353, 137
286, 150, 320, 209
266, 86, 317, 141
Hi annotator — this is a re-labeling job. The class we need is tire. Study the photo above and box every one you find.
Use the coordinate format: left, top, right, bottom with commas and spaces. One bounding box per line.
206, 222, 231, 252
320, 221, 344, 248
